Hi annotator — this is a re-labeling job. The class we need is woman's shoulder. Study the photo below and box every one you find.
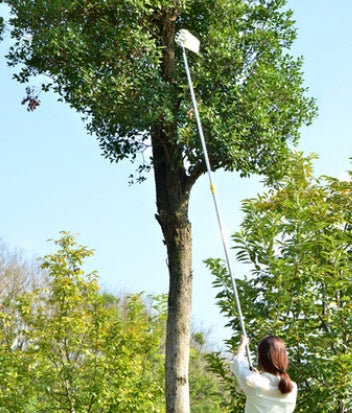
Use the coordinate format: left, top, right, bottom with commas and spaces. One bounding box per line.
246, 371, 279, 390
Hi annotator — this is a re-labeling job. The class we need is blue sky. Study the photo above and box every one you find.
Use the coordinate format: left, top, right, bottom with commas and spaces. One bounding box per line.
1, 1, 352, 346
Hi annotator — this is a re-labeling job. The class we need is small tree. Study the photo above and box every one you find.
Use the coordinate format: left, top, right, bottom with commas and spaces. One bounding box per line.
14, 232, 166, 412
207, 153, 352, 413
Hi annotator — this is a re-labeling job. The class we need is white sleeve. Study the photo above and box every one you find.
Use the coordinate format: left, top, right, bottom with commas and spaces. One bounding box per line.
230, 353, 259, 396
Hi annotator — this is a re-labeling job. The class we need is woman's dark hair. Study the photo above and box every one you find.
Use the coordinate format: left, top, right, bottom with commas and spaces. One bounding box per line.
257, 336, 293, 394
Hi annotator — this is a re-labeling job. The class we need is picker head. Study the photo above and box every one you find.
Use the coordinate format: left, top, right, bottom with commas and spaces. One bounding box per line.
175, 29, 200, 54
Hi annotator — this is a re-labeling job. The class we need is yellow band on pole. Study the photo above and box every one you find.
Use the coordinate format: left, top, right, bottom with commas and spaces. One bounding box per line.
210, 183, 216, 194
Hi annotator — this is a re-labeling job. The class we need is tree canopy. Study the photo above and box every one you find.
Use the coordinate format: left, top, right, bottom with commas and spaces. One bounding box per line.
2, 0, 315, 181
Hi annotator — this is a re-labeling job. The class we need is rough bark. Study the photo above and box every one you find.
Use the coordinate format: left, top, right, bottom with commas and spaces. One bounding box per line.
152, 120, 192, 413
164, 223, 192, 413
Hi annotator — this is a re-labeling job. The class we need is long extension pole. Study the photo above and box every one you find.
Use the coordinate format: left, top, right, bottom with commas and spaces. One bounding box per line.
178, 37, 253, 369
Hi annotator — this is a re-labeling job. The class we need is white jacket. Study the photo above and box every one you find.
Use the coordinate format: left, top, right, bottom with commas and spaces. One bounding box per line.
230, 354, 297, 413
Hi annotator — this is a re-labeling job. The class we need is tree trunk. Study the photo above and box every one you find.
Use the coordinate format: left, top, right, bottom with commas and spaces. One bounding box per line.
152, 123, 193, 413
152, 7, 199, 412
163, 202, 192, 413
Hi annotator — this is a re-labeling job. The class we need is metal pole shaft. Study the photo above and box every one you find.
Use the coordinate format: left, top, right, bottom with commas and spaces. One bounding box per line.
180, 45, 253, 368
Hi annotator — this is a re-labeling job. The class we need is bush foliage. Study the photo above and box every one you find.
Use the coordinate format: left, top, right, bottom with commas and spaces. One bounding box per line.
206, 153, 352, 413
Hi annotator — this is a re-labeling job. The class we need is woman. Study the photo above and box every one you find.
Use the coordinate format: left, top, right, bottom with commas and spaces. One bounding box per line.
230, 335, 297, 413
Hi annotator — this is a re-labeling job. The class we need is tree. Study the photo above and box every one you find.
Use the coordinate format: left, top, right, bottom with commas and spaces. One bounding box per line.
0, 234, 168, 412
14, 232, 167, 412
207, 153, 352, 413
1, 2, 316, 411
